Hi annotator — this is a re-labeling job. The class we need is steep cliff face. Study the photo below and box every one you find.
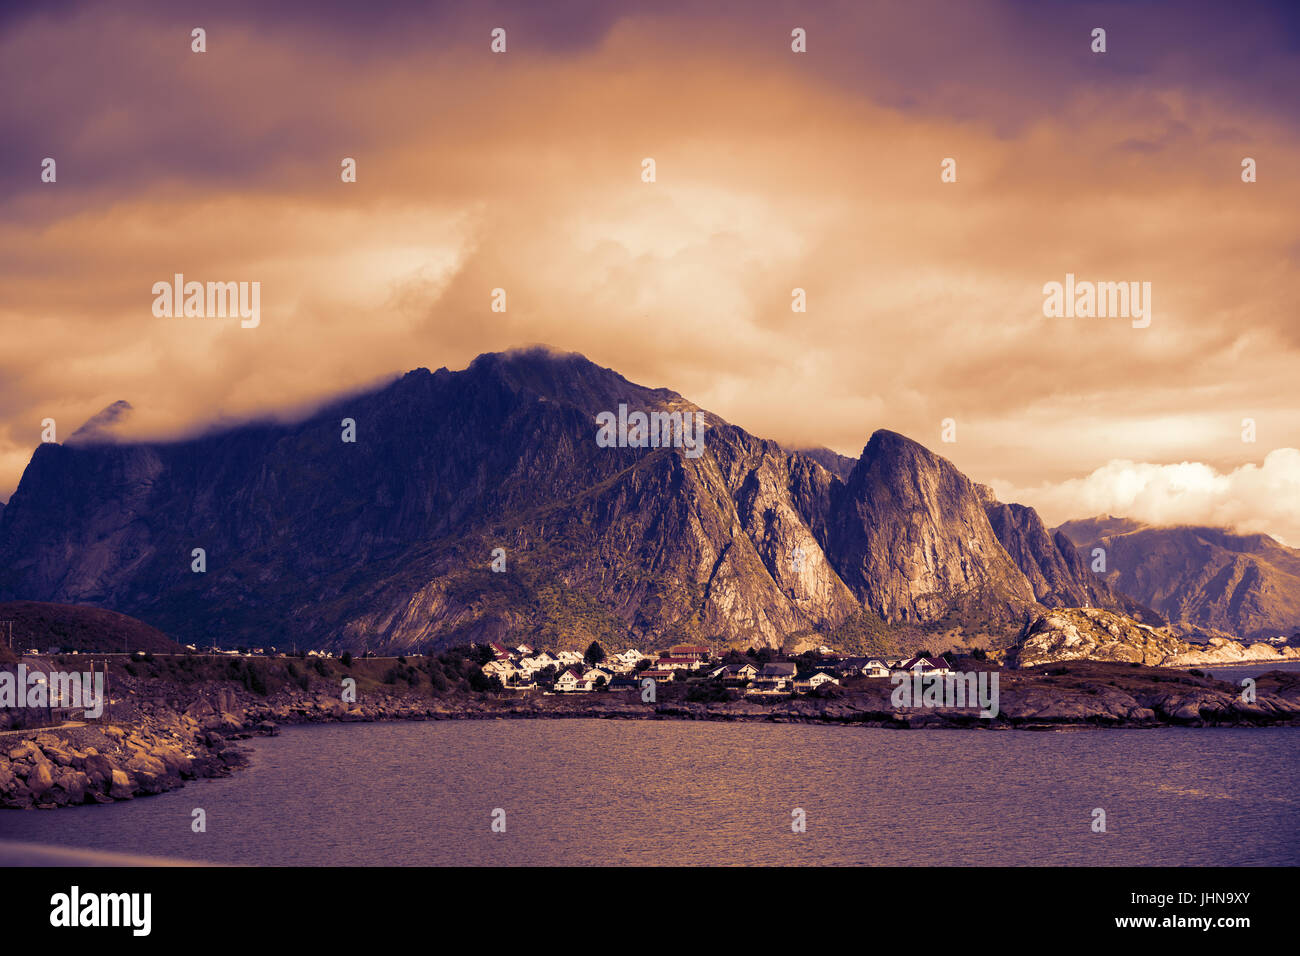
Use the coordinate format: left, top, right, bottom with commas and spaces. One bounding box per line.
1, 348, 1130, 653
826, 431, 1038, 625
1056, 521, 1300, 641
984, 502, 1162, 624
987, 502, 1086, 606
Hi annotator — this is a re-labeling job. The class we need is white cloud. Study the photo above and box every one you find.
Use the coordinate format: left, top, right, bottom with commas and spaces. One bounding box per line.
993, 449, 1300, 547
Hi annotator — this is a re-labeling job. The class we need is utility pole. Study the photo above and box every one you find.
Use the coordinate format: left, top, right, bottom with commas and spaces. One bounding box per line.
102, 658, 111, 721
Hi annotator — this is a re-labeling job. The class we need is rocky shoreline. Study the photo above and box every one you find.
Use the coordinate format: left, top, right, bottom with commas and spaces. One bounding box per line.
1, 691, 257, 810
1013, 607, 1300, 668
3, 664, 1298, 810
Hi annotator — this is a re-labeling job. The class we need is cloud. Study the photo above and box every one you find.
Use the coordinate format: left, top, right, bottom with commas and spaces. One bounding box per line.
0, 0, 1298, 553
993, 449, 1300, 546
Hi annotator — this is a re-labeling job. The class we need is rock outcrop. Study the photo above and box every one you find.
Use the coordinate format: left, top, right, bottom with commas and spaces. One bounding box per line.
0, 708, 255, 810
1012, 607, 1300, 668
1162, 637, 1300, 667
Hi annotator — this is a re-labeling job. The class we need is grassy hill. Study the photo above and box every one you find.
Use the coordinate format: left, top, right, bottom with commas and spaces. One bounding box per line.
0, 601, 183, 655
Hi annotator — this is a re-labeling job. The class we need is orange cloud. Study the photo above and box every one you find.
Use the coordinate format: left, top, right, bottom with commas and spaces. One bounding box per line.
1, 2, 1298, 543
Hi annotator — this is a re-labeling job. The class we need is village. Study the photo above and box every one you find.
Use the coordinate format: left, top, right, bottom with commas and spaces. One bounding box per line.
479, 641, 956, 697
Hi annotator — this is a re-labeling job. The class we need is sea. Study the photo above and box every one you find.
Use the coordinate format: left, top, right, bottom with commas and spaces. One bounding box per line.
3, 719, 1296, 866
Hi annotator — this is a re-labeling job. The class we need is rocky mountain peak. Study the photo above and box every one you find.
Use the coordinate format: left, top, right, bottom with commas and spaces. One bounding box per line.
0, 350, 1221, 654
66, 400, 133, 445
828, 430, 1038, 625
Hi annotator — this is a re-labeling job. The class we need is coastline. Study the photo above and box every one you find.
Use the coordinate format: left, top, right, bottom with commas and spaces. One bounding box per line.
4, 660, 1298, 810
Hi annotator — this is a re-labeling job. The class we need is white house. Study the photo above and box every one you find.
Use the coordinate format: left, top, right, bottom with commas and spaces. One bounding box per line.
749, 661, 798, 693
794, 670, 840, 693
554, 668, 592, 692
895, 656, 952, 677
483, 659, 518, 682
711, 662, 759, 682
862, 659, 891, 678
614, 649, 646, 668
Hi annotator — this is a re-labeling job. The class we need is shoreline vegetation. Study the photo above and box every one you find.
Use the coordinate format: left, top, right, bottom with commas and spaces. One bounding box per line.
2, 650, 1298, 810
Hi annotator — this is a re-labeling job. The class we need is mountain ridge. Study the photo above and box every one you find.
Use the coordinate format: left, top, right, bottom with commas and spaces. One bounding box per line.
1055, 519, 1300, 641
2, 348, 1280, 654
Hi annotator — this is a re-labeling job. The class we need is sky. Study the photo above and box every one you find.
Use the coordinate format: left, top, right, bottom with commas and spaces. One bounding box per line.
2, 0, 1298, 542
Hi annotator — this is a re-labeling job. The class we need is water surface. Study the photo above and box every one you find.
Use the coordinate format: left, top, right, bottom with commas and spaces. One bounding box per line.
4, 720, 1296, 866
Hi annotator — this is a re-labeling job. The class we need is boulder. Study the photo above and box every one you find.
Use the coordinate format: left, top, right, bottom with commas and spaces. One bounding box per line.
82, 753, 114, 785
108, 769, 135, 799
1171, 702, 1203, 721
153, 746, 192, 776
2, 781, 33, 808
7, 741, 38, 761
53, 769, 88, 805
132, 770, 168, 795
124, 751, 167, 776
26, 761, 54, 798
218, 747, 247, 768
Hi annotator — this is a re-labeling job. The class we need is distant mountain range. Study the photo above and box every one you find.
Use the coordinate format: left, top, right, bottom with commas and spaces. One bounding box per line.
0, 348, 1294, 653
1054, 518, 1300, 642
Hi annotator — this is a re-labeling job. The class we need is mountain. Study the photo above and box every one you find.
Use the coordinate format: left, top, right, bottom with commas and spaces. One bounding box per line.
0, 600, 183, 654
826, 431, 1038, 628
1055, 520, 1300, 642
787, 446, 856, 481
66, 399, 133, 445
1055, 515, 1145, 545
0, 347, 1126, 654
984, 503, 1162, 624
